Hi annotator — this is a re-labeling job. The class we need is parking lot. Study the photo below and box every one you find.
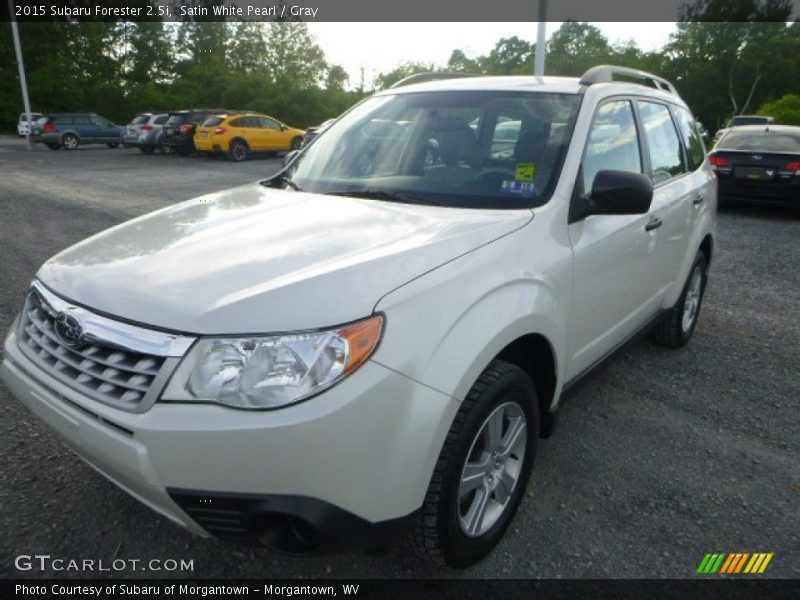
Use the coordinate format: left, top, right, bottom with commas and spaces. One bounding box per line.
0, 135, 798, 579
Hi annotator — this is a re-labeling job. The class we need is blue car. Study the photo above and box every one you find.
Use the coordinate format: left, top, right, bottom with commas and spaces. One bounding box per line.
32, 113, 124, 150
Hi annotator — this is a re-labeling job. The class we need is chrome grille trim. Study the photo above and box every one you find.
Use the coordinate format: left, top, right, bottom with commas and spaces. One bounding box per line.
16, 281, 195, 413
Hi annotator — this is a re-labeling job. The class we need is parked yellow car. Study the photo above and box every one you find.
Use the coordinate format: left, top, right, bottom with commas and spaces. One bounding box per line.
194, 113, 305, 161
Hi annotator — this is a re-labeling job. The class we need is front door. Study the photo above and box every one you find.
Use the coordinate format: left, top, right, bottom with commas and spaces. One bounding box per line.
566, 98, 664, 380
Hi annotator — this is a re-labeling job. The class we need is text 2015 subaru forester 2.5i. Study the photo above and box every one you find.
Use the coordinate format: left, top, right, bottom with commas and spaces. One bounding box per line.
1, 66, 715, 568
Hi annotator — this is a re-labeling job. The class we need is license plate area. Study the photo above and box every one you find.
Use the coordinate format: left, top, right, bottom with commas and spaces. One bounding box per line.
734, 166, 775, 180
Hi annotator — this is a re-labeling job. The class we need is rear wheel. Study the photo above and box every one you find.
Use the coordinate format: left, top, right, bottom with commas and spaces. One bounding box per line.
176, 145, 191, 156
290, 136, 303, 151
62, 133, 79, 150
106, 142, 119, 148
139, 146, 155, 155
411, 360, 538, 568
47, 143, 61, 150
229, 139, 249, 162
650, 252, 708, 348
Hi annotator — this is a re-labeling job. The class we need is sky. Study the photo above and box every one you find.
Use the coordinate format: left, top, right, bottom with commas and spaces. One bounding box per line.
307, 22, 677, 88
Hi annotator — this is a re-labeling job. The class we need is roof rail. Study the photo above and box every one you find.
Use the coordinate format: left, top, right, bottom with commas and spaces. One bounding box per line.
390, 72, 481, 89
579, 65, 677, 95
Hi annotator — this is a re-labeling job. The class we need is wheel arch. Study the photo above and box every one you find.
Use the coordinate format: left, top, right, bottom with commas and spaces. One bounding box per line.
493, 333, 558, 438
699, 233, 713, 266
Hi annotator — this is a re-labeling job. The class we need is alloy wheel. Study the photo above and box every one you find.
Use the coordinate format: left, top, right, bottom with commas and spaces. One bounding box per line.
682, 266, 703, 333
457, 401, 527, 538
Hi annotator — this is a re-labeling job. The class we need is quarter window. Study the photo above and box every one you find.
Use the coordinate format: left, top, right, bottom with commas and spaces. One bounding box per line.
638, 101, 686, 184
582, 100, 643, 193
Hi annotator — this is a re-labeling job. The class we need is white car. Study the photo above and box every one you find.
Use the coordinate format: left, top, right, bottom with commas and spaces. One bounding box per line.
17, 112, 44, 136
1, 66, 716, 568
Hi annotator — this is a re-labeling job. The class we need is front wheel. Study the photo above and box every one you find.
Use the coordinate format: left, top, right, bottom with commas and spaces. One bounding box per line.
411, 360, 538, 568
106, 142, 119, 148
290, 136, 303, 151
650, 252, 708, 348
47, 143, 61, 150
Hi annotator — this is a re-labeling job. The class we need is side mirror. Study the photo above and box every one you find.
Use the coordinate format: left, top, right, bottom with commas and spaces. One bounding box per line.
584, 170, 653, 217
280, 124, 288, 131
282, 149, 299, 166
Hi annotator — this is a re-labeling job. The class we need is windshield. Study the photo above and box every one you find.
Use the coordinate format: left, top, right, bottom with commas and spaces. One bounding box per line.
276, 91, 581, 208
130, 115, 149, 125
719, 130, 800, 153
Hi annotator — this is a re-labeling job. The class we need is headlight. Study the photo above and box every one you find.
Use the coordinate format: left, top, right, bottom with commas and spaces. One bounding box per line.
161, 315, 383, 409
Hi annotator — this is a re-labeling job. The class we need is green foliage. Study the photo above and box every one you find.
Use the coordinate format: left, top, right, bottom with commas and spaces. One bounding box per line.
757, 94, 800, 125
2, 12, 800, 136
374, 62, 436, 90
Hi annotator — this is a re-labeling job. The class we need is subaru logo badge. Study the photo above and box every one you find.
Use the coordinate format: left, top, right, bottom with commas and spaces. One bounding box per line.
54, 310, 84, 347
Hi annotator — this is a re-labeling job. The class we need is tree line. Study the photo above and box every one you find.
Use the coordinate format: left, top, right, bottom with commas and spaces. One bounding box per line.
1, 1, 799, 133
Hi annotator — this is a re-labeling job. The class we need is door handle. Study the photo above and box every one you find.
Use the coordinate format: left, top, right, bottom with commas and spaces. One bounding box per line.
645, 216, 662, 232
692, 195, 704, 206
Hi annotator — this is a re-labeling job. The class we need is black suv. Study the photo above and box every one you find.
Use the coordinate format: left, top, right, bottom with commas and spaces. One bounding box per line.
162, 109, 235, 155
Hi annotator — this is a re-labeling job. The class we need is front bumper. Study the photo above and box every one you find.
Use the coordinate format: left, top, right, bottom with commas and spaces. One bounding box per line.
1, 325, 457, 552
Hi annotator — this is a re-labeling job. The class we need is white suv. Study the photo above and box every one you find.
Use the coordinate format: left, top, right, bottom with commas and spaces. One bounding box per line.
1, 66, 716, 568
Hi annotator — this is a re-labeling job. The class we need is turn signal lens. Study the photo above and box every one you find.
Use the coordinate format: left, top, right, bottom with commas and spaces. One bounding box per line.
339, 315, 384, 375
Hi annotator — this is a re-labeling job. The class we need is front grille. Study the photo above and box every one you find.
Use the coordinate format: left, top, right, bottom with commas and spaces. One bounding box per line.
17, 290, 166, 410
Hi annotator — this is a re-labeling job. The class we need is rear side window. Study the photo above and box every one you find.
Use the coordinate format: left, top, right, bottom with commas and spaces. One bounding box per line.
673, 106, 706, 171
202, 116, 225, 127
53, 116, 74, 125
582, 100, 643, 193
638, 101, 686, 184
154, 115, 168, 125
130, 115, 149, 125
229, 117, 255, 128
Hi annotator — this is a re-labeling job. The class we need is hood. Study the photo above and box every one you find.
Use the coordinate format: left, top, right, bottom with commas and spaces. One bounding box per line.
37, 184, 531, 334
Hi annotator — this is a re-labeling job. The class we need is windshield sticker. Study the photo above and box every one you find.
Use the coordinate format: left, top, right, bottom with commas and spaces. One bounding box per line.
501, 180, 536, 197
515, 163, 536, 181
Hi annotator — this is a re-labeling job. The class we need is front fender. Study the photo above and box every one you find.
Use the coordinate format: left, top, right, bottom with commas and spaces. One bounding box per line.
373, 227, 570, 411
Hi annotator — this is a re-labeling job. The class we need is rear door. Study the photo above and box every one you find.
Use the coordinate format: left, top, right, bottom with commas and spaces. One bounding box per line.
635, 100, 693, 299
567, 98, 665, 378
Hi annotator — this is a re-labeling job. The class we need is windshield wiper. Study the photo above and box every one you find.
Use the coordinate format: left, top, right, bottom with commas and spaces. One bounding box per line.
327, 189, 442, 206
266, 173, 303, 192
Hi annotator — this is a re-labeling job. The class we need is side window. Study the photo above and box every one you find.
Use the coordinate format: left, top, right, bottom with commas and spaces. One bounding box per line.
230, 117, 253, 128
638, 101, 686, 184
154, 116, 168, 125
258, 117, 280, 130
581, 100, 642, 193
673, 106, 706, 171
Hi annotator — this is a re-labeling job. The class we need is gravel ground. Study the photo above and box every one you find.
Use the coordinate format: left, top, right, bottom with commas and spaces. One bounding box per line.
0, 136, 798, 579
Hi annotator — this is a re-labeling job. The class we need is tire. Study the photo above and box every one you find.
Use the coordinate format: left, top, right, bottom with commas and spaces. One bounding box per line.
290, 136, 303, 151
61, 133, 79, 150
106, 142, 119, 148
176, 145, 191, 156
47, 143, 61, 150
139, 146, 155, 155
229, 139, 249, 162
411, 360, 539, 568
650, 252, 708, 348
